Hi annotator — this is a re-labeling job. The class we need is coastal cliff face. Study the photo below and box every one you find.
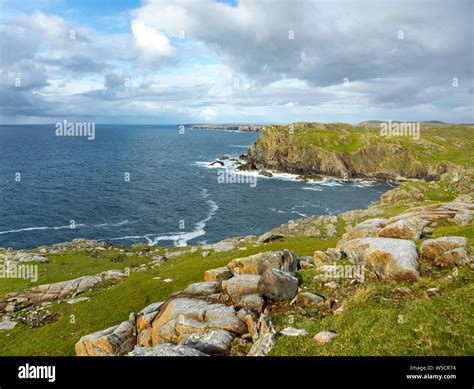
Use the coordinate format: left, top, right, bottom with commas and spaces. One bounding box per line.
247, 122, 474, 183
191, 124, 265, 132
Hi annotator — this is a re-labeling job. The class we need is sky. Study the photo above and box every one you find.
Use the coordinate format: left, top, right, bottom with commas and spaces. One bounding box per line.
0, 0, 472, 124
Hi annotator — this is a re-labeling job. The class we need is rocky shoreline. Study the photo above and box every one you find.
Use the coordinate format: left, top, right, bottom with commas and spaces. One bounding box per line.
190, 124, 265, 132
1, 192, 471, 356
0, 121, 472, 356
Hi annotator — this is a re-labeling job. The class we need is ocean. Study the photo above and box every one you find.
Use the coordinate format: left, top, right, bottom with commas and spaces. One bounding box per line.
0, 125, 393, 249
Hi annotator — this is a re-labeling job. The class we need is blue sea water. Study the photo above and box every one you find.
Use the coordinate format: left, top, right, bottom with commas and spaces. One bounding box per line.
0, 125, 393, 249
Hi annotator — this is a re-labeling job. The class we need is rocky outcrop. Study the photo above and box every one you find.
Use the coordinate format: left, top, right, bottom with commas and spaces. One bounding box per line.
0, 268, 128, 315
246, 123, 474, 185
75, 319, 136, 356
129, 343, 208, 356
341, 216, 429, 242
337, 238, 420, 281
0, 252, 48, 264
204, 266, 233, 282
257, 269, 298, 301
151, 297, 247, 345
236, 161, 257, 172
247, 314, 277, 356
76, 250, 299, 357
222, 275, 263, 312
179, 329, 236, 355
420, 236, 470, 268
3, 275, 103, 308
38, 239, 114, 254
227, 250, 297, 275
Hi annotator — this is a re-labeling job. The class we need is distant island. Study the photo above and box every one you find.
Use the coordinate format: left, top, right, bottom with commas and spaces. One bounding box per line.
190, 124, 265, 132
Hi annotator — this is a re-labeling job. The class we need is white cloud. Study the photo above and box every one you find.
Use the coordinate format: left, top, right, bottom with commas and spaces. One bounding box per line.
197, 107, 218, 121
131, 19, 176, 65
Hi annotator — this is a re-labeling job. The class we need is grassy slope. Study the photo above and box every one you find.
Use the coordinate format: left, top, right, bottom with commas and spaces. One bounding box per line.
1, 123, 472, 356
0, 237, 332, 356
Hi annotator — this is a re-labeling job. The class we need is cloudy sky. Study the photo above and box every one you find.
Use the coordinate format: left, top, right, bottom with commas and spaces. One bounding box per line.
0, 0, 472, 124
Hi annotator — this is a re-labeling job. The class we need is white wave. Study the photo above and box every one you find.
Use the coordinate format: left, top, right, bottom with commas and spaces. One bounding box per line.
195, 160, 239, 170
269, 208, 286, 214
302, 186, 323, 191
107, 234, 153, 241
292, 211, 308, 217
0, 220, 132, 236
146, 189, 219, 247
306, 177, 344, 187
0, 223, 86, 235
230, 144, 252, 148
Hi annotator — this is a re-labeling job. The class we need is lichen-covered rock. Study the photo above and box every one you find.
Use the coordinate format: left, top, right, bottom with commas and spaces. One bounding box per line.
236, 293, 265, 312
151, 298, 247, 344
99, 269, 127, 281
204, 267, 233, 282
3, 275, 102, 308
295, 292, 325, 308
222, 275, 260, 303
181, 282, 222, 296
257, 269, 298, 301
129, 343, 208, 356
420, 236, 470, 268
179, 329, 235, 355
340, 218, 387, 241
75, 320, 136, 356
280, 327, 308, 337
0, 252, 49, 264
377, 217, 429, 241
227, 250, 297, 275
247, 314, 276, 356
337, 237, 419, 281
136, 302, 164, 346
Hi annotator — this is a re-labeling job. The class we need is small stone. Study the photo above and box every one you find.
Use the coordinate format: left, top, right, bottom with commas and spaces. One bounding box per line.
295, 292, 325, 308
299, 261, 316, 270
280, 327, 308, 337
333, 307, 344, 316
0, 321, 17, 330
391, 287, 412, 297
312, 330, 338, 345
324, 282, 339, 290
66, 297, 90, 304
163, 278, 173, 283
417, 291, 429, 299
202, 251, 209, 257
426, 288, 440, 297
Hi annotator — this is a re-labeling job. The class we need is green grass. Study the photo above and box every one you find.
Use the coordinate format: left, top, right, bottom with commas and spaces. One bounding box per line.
293, 129, 365, 153
0, 251, 151, 297
269, 268, 474, 356
432, 224, 474, 245
0, 236, 328, 356
269, 122, 474, 167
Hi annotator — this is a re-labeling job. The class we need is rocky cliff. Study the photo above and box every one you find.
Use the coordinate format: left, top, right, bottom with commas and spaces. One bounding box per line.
246, 122, 474, 183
